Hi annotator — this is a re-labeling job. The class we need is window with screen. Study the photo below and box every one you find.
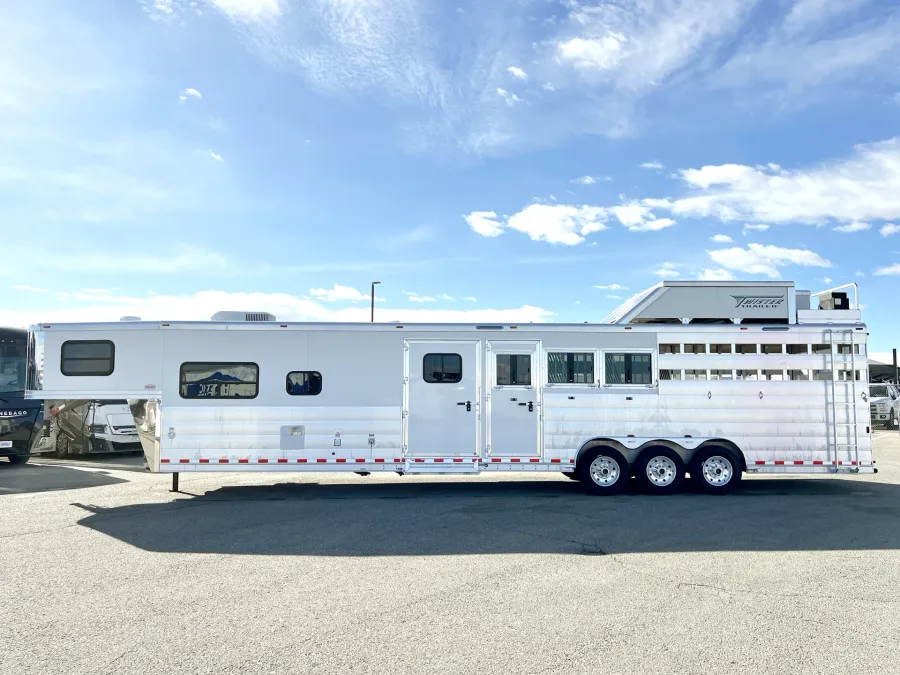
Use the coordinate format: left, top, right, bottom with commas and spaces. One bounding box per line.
496, 354, 532, 386
547, 352, 594, 384
423, 354, 462, 383
180, 362, 259, 399
286, 371, 322, 395
659, 369, 682, 380
61, 340, 115, 376
605, 353, 652, 385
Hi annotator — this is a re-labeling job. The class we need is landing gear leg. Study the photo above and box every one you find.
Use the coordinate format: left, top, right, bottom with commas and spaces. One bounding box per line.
171, 472, 179, 493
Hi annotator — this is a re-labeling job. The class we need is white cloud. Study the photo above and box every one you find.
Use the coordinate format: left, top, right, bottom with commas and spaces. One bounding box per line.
664, 139, 900, 226
653, 267, 681, 278
742, 224, 770, 235
710, 234, 733, 243
541, 82, 556, 92
440, 294, 454, 301
309, 284, 373, 303
881, 224, 900, 236
179, 87, 202, 103
505, 203, 608, 245
640, 161, 665, 170
594, 283, 628, 291
606, 294, 622, 300
507, 66, 528, 80
823, 277, 833, 284
209, 0, 282, 22
571, 175, 595, 185
707, 243, 832, 278
697, 269, 735, 281
13, 284, 50, 293
612, 204, 676, 232
875, 264, 900, 276
557, 35, 625, 71
464, 211, 504, 237
406, 292, 436, 303
208, 150, 224, 162
463, 296, 477, 302
496, 88, 524, 106
833, 221, 870, 233
0, 289, 553, 329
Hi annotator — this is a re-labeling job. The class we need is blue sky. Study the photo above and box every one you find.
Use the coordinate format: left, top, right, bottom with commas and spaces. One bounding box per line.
2, 0, 900, 356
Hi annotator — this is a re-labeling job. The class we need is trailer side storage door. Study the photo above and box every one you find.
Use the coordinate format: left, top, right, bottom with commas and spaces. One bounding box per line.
404, 340, 481, 458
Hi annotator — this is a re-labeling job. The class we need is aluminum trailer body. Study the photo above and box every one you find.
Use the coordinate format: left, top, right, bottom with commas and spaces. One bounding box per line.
24, 281, 874, 494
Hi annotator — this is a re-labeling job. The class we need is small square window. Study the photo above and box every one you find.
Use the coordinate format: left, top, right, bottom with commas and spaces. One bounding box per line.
424, 354, 462, 383
286, 371, 322, 395
684, 344, 706, 354
709, 344, 732, 354
605, 353, 652, 385
496, 354, 531, 386
813, 370, 833, 380
787, 344, 809, 354
659, 344, 681, 354
736, 344, 758, 354
811, 344, 831, 355
837, 344, 861, 355
762, 344, 783, 354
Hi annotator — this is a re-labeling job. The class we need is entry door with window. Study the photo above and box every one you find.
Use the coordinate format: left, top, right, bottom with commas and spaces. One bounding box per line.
487, 341, 541, 457
404, 340, 480, 457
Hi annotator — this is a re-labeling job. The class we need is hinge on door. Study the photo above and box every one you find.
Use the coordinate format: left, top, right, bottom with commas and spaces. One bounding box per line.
402, 410, 408, 418
403, 377, 409, 384
404, 344, 409, 352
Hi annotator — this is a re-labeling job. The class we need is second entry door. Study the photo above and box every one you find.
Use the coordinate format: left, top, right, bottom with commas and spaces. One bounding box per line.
488, 341, 541, 458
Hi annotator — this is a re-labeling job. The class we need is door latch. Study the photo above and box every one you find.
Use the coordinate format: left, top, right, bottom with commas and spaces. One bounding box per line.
528, 401, 534, 412
457, 401, 472, 412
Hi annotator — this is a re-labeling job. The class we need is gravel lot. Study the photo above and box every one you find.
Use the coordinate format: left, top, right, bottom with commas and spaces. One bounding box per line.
2, 433, 899, 675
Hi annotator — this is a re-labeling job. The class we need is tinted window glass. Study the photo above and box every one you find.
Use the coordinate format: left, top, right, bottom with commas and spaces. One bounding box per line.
684, 344, 706, 354
180, 362, 259, 399
811, 344, 830, 354
710, 344, 732, 354
659, 369, 681, 380
659, 344, 680, 354
423, 354, 462, 383
548, 352, 594, 384
736, 344, 758, 354
605, 353, 652, 385
497, 354, 531, 386
787, 344, 809, 354
789, 370, 810, 381
286, 371, 322, 395
685, 370, 707, 380
762, 344, 783, 354
61, 340, 115, 376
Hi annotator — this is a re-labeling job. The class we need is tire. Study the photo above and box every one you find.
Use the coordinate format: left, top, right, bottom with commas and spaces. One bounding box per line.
54, 433, 69, 458
576, 447, 629, 495
563, 471, 581, 481
7, 454, 30, 466
689, 446, 742, 495
635, 446, 686, 495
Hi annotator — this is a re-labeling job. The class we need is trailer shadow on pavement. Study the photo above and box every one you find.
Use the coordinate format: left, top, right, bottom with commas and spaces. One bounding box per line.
0, 461, 128, 495
72, 476, 900, 556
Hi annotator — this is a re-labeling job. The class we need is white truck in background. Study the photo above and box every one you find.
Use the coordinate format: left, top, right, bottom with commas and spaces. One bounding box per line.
869, 383, 900, 429
45, 400, 142, 456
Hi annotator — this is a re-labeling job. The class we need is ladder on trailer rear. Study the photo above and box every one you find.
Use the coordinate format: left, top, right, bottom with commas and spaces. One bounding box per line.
826, 329, 860, 470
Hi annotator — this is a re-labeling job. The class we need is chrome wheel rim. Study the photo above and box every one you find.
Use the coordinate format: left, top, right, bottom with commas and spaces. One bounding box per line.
701, 455, 733, 487
645, 456, 677, 487
589, 456, 621, 487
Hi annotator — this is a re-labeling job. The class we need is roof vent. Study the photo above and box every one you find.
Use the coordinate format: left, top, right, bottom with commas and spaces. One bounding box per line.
210, 311, 277, 322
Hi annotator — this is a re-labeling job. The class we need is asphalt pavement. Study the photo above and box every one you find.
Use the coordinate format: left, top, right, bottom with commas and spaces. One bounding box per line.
2, 434, 900, 674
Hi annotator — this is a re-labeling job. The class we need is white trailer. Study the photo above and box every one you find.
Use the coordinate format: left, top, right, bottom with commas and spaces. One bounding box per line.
24, 281, 874, 495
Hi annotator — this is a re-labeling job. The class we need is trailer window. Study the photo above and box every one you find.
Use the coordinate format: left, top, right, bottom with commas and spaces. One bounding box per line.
811, 344, 830, 354
709, 344, 732, 354
763, 370, 785, 380
736, 344, 758, 354
423, 354, 462, 383
659, 369, 681, 380
813, 370, 832, 380
684, 344, 706, 354
286, 371, 322, 395
605, 353, 652, 385
736, 370, 759, 380
837, 344, 860, 355
61, 340, 115, 376
762, 344, 783, 354
710, 370, 733, 380
547, 352, 594, 384
789, 370, 810, 381
496, 354, 531, 386
787, 344, 809, 354
684, 370, 707, 380
837, 370, 862, 381
659, 344, 680, 354
179, 362, 259, 399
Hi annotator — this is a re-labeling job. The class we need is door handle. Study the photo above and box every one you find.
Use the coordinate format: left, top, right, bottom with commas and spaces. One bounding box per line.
458, 401, 471, 412
528, 401, 534, 412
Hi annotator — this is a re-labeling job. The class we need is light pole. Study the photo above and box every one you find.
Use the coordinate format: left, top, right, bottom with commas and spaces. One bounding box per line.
370, 281, 381, 322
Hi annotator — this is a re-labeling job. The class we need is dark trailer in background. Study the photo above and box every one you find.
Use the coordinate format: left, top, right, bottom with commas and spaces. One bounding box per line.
0, 327, 44, 465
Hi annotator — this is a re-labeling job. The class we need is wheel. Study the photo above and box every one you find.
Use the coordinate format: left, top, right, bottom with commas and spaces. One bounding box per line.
563, 471, 581, 481
7, 454, 30, 466
635, 447, 686, 495
54, 433, 69, 457
689, 447, 742, 495
576, 447, 629, 495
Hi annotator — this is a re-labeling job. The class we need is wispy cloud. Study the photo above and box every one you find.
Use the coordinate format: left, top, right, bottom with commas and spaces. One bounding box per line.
653, 267, 681, 278
179, 87, 202, 103
309, 284, 374, 303
594, 283, 628, 291
571, 175, 610, 185
707, 243, 832, 278
833, 221, 870, 233
612, 204, 676, 232
208, 150, 224, 162
710, 234, 733, 243
464, 211, 504, 237
507, 66, 528, 81
743, 224, 770, 235
466, 204, 608, 245
496, 88, 524, 106
881, 224, 900, 236
697, 269, 735, 281
463, 296, 477, 302
405, 291, 436, 303
874, 263, 900, 276
13, 284, 50, 293
640, 161, 665, 170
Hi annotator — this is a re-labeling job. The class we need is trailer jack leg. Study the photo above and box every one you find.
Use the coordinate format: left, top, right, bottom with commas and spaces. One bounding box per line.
171, 472, 179, 493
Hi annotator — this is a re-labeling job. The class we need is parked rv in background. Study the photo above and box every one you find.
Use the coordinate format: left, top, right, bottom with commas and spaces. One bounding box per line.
0, 327, 44, 465
47, 400, 142, 456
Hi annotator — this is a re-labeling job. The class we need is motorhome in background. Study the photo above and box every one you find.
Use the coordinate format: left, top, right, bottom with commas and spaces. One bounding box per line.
24, 281, 873, 494
47, 400, 142, 456
0, 326, 44, 464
